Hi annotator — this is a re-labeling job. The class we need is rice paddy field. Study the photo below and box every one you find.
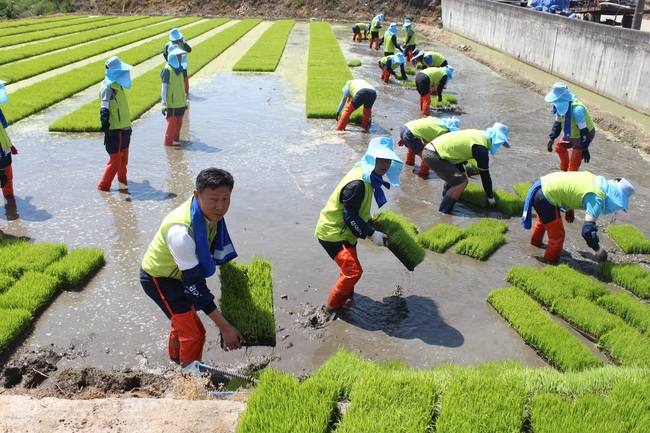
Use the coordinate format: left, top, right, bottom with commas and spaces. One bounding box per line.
1, 13, 650, 431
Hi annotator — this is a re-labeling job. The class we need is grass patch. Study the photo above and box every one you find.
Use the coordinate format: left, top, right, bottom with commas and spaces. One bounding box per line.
597, 291, 650, 335
605, 224, 650, 254
0, 308, 32, 354
370, 210, 425, 271
460, 183, 524, 216
44, 248, 105, 289
514, 182, 533, 199
0, 271, 60, 314
50, 19, 260, 132
455, 218, 508, 261
404, 66, 417, 75
219, 256, 276, 347
233, 20, 295, 72
597, 262, 650, 299
487, 287, 604, 372
0, 16, 117, 48
598, 324, 650, 367
417, 223, 465, 253
0, 243, 67, 278
306, 21, 352, 118
347, 59, 361, 67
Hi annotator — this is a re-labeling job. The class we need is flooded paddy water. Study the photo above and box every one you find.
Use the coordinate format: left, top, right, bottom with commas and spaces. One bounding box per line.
2, 20, 649, 379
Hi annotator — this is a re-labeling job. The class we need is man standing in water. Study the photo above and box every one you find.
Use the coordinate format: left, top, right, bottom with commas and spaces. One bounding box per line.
161, 45, 188, 146
315, 137, 403, 315
140, 168, 244, 366
98, 56, 133, 192
163, 28, 192, 94
0, 79, 18, 200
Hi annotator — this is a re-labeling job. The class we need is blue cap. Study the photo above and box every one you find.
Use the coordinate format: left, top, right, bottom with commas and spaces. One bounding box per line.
359, 137, 403, 187
403, 19, 412, 29
387, 22, 398, 36
393, 53, 405, 64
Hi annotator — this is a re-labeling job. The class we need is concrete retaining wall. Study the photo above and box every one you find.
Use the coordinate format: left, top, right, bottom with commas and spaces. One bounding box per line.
441, 0, 650, 114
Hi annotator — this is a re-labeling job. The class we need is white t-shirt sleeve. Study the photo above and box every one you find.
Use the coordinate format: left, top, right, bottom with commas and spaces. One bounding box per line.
166, 224, 200, 271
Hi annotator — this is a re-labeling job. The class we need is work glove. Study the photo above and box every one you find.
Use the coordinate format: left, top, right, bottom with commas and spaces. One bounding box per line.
161, 105, 168, 116
582, 221, 600, 251
487, 196, 496, 208
100, 107, 110, 131
547, 138, 555, 152
549, 120, 561, 140
370, 230, 388, 247
582, 149, 590, 163
0, 169, 6, 188
10, 145, 17, 155
579, 127, 591, 148
596, 247, 608, 262
564, 209, 575, 223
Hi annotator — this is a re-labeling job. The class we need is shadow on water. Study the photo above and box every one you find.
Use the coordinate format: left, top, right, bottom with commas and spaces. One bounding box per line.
1, 196, 52, 222
120, 180, 177, 202
338, 293, 464, 348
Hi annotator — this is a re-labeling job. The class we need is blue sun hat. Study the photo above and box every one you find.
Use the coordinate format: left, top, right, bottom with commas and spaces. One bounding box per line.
393, 52, 405, 64
0, 79, 7, 104
445, 66, 454, 80
377, 13, 384, 22
169, 28, 184, 42
484, 122, 510, 155
544, 82, 575, 115
403, 19, 412, 29
599, 176, 635, 214
103, 56, 133, 89
411, 49, 423, 60
436, 116, 461, 132
387, 22, 398, 36
359, 137, 403, 188
167, 45, 188, 70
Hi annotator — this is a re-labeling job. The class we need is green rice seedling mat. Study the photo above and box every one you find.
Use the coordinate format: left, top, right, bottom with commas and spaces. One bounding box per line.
0, 16, 117, 48
417, 223, 464, 253
219, 256, 276, 347
597, 262, 650, 299
605, 224, 650, 254
347, 59, 361, 67
233, 20, 295, 72
460, 183, 525, 216
455, 218, 508, 261
514, 182, 532, 199
370, 210, 424, 271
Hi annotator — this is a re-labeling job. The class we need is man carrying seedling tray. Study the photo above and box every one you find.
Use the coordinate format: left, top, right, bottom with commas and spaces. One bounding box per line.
315, 137, 403, 315
140, 168, 244, 367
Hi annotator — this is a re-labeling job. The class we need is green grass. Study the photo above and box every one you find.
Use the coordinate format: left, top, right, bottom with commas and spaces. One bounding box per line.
454, 218, 508, 261
44, 248, 105, 289
597, 262, 650, 299
605, 224, 650, 254
0, 14, 84, 31
0, 271, 60, 313
0, 16, 118, 48
233, 20, 295, 72
597, 291, 650, 335
306, 21, 352, 118
417, 223, 465, 253
50, 19, 261, 132
460, 183, 525, 216
347, 59, 361, 67
219, 256, 276, 346
514, 182, 533, 199
0, 308, 32, 354
0, 243, 67, 278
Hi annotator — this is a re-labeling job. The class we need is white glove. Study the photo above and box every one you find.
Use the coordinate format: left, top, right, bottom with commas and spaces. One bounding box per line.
370, 230, 388, 247
487, 197, 496, 208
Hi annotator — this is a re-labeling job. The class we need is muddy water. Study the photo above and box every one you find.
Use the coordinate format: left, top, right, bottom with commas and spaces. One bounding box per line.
3, 22, 649, 378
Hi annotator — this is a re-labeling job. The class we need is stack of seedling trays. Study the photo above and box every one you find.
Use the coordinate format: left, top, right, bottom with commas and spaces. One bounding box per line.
219, 256, 276, 347
371, 210, 425, 271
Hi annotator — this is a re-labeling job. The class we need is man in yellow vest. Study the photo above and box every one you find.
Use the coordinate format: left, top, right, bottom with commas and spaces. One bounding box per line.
415, 66, 454, 116
335, 79, 377, 132
369, 13, 384, 50
379, 22, 403, 57
378, 53, 406, 83
98, 56, 133, 192
398, 116, 460, 176
140, 168, 243, 366
351, 22, 369, 42
411, 49, 448, 69
0, 80, 18, 200
402, 19, 416, 61
315, 137, 403, 314
522, 172, 634, 264
161, 45, 188, 147
545, 82, 595, 172
423, 123, 510, 214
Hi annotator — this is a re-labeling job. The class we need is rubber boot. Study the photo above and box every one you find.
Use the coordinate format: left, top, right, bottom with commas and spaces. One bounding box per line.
416, 151, 430, 176
168, 327, 180, 364
420, 94, 431, 116
336, 101, 356, 131
439, 194, 457, 214
442, 182, 451, 198
381, 69, 391, 83
554, 141, 570, 171
361, 108, 372, 131
1, 164, 13, 198
530, 216, 546, 247
373, 37, 380, 50
369, 37, 374, 48
543, 218, 565, 264
328, 247, 363, 309
405, 148, 416, 166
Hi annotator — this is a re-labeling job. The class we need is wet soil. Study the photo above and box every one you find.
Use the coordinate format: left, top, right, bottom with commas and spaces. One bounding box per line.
1, 17, 650, 431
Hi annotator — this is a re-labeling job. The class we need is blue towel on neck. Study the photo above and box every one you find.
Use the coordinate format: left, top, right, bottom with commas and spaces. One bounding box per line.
563, 102, 572, 138
0, 108, 7, 128
521, 180, 542, 230
370, 172, 390, 208
190, 197, 237, 277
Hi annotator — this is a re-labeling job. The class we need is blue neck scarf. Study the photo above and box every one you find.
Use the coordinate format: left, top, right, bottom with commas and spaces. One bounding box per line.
370, 172, 390, 208
190, 197, 237, 277
563, 102, 572, 138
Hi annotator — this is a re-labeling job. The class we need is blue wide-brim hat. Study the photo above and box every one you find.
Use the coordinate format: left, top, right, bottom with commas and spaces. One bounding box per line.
600, 177, 635, 214
169, 28, 184, 41
544, 82, 574, 104
359, 137, 403, 187
403, 19, 412, 29
387, 23, 398, 35
105, 56, 133, 71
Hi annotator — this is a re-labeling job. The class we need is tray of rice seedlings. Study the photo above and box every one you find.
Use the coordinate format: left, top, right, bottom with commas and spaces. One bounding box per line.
0, 243, 67, 279
44, 248, 105, 289
605, 224, 650, 254
404, 66, 417, 75
371, 210, 425, 271
506, 266, 573, 306
598, 324, 650, 367
236, 368, 339, 433
0, 271, 60, 316
233, 20, 295, 72
402, 79, 416, 88
347, 59, 362, 67
0, 273, 15, 295
541, 264, 610, 301
455, 218, 507, 261
487, 287, 604, 372
460, 183, 523, 216
552, 297, 626, 341
219, 256, 276, 347
596, 291, 650, 335
597, 262, 650, 299
417, 223, 465, 253
514, 182, 533, 199
435, 373, 528, 433
0, 308, 32, 355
